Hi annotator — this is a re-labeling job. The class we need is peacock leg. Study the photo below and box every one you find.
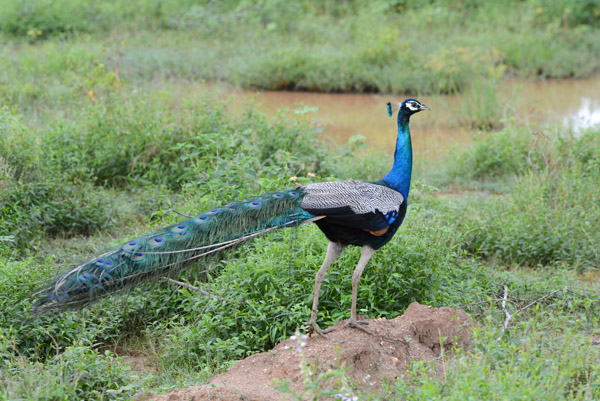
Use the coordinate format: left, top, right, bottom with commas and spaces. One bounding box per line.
307, 241, 346, 337
346, 245, 376, 335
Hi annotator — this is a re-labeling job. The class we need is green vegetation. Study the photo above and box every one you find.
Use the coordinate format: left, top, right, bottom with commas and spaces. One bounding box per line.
1, 0, 600, 99
389, 314, 600, 400
1, 0, 599, 399
443, 127, 600, 269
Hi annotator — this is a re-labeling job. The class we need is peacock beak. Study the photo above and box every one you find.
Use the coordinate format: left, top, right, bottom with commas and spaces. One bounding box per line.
420, 103, 431, 111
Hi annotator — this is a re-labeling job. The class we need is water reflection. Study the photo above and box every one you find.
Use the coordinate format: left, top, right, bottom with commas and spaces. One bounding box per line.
519, 75, 600, 133
563, 98, 600, 133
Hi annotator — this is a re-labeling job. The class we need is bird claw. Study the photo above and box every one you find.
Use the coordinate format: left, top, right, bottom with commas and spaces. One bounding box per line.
344, 319, 375, 335
306, 319, 373, 337
305, 321, 335, 338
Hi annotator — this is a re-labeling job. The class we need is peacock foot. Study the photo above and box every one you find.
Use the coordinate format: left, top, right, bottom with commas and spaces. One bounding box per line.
344, 319, 375, 335
306, 321, 336, 338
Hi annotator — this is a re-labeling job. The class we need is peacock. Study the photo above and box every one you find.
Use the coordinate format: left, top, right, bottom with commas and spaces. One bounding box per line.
30, 98, 430, 336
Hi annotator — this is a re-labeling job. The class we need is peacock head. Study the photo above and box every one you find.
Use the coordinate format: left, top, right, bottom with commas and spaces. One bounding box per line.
387, 98, 431, 118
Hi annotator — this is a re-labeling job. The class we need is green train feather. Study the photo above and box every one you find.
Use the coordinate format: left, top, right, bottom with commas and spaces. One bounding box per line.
31, 188, 317, 313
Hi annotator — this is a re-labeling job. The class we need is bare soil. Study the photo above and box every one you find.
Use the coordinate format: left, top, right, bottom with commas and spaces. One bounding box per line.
145, 302, 472, 401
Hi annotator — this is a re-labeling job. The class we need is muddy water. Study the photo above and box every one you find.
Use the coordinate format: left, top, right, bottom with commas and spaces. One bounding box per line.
229, 91, 465, 160
218, 75, 600, 160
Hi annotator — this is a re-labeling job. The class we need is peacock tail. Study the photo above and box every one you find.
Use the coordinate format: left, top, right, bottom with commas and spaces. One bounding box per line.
31, 188, 318, 313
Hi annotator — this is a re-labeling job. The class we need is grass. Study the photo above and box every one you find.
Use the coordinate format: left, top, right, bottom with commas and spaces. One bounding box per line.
0, 0, 599, 399
438, 126, 600, 269
1, 0, 600, 101
388, 320, 600, 400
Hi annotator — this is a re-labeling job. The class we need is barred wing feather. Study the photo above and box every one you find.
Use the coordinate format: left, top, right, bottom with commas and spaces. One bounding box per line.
300, 180, 404, 231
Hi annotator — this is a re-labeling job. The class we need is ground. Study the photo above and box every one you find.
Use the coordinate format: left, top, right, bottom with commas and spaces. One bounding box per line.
143, 302, 472, 401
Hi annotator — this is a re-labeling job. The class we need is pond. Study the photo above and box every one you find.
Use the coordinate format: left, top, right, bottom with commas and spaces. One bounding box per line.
185, 75, 600, 161
216, 75, 600, 160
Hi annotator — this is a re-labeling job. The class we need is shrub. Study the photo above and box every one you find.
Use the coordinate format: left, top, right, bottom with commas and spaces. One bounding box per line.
449, 126, 600, 183
0, 108, 116, 251
451, 127, 532, 181
459, 166, 599, 269
0, 180, 115, 250
454, 127, 600, 269
0, 344, 142, 400
0, 0, 99, 38
47, 96, 329, 190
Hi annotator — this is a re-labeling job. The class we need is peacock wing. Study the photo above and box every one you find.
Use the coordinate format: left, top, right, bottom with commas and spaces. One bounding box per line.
300, 180, 404, 231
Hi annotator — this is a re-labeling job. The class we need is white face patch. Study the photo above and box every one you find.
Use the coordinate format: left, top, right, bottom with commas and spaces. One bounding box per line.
405, 101, 421, 111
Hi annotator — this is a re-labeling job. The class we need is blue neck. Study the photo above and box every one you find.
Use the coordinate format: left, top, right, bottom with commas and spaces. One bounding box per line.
382, 113, 412, 198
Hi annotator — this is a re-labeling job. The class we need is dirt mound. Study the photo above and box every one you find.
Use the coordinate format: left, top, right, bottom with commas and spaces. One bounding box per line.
148, 302, 472, 401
